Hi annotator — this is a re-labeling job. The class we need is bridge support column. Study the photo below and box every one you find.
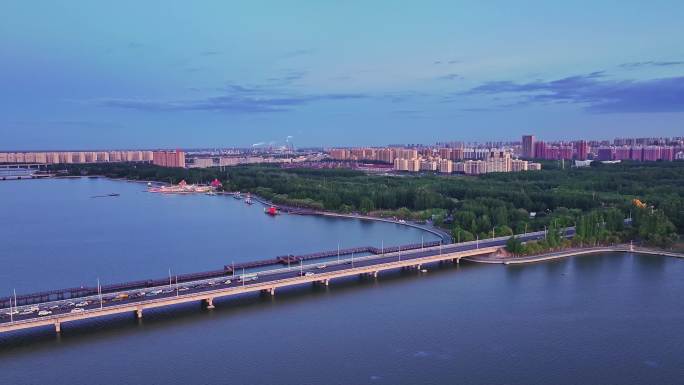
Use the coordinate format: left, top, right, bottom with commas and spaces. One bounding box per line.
416, 264, 422, 270
372, 271, 378, 278
54, 321, 61, 333
205, 298, 215, 309
319, 279, 330, 286
456, 258, 460, 265
269, 287, 275, 296
136, 308, 143, 319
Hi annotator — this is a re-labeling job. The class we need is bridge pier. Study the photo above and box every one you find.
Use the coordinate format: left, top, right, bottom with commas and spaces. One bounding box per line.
319, 279, 330, 286
135, 308, 143, 319
54, 321, 61, 333
204, 298, 215, 309
268, 287, 275, 296
372, 271, 379, 278
416, 264, 422, 270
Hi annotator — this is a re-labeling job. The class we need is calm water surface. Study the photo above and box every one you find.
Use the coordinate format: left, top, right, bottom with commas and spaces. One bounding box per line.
1, 178, 683, 385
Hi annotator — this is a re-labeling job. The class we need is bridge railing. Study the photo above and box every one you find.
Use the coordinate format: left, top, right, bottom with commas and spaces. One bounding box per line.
0, 226, 577, 311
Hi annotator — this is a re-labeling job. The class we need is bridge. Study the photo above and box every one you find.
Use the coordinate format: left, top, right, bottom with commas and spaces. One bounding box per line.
0, 229, 569, 334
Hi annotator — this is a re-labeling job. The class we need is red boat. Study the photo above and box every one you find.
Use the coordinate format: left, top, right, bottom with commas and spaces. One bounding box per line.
265, 206, 278, 216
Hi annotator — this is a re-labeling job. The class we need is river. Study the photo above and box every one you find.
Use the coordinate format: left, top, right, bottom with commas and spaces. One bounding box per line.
0, 178, 683, 385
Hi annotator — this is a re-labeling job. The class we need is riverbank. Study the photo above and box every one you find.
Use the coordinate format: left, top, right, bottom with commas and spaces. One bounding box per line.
48, 175, 451, 243
465, 245, 684, 265
240, 192, 452, 243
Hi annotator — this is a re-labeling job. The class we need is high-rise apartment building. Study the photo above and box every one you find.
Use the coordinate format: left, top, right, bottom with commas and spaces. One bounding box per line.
533, 141, 547, 159
153, 150, 186, 168
522, 135, 535, 159
575, 140, 589, 160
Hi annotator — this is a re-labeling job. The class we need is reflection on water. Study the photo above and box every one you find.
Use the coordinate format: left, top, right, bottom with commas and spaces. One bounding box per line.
1, 179, 683, 385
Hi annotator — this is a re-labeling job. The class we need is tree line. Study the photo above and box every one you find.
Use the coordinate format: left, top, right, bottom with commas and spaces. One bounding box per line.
57, 160, 683, 248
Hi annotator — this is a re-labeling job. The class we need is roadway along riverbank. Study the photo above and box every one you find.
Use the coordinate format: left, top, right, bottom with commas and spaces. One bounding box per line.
464, 246, 684, 265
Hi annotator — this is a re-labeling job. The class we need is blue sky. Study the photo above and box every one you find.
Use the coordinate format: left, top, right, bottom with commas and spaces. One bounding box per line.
2, 1, 683, 150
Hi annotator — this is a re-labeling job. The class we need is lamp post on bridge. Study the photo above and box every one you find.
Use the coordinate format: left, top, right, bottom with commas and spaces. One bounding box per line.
97, 278, 103, 310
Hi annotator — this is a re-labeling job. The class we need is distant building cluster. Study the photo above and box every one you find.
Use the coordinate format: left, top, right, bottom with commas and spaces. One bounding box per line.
595, 146, 678, 162
0, 150, 153, 164
521, 135, 684, 162
186, 155, 311, 168
327, 147, 541, 175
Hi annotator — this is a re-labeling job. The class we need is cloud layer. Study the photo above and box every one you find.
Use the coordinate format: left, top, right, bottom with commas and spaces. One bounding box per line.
464, 73, 684, 113
619, 61, 684, 69
95, 85, 367, 114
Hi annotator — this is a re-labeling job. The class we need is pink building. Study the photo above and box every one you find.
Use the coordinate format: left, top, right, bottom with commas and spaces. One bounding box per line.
153, 150, 186, 168
642, 146, 661, 161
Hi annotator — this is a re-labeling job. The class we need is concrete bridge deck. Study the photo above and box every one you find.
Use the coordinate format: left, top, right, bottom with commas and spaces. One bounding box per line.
0, 229, 561, 335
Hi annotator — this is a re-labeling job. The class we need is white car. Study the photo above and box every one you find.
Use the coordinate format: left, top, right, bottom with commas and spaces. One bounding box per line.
75, 302, 88, 307
38, 310, 52, 316
304, 272, 315, 277
150, 289, 163, 295
224, 280, 232, 285
317, 265, 327, 269
70, 308, 84, 313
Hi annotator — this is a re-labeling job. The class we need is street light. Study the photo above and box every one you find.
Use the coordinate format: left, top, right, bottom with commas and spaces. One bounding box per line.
9, 291, 14, 324
97, 278, 103, 309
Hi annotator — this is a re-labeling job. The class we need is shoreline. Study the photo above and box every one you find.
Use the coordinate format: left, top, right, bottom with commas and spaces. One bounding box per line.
237, 192, 452, 243
465, 246, 684, 265
50, 175, 453, 243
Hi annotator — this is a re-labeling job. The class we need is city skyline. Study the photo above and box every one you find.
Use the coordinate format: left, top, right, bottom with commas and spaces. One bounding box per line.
2, 1, 684, 150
